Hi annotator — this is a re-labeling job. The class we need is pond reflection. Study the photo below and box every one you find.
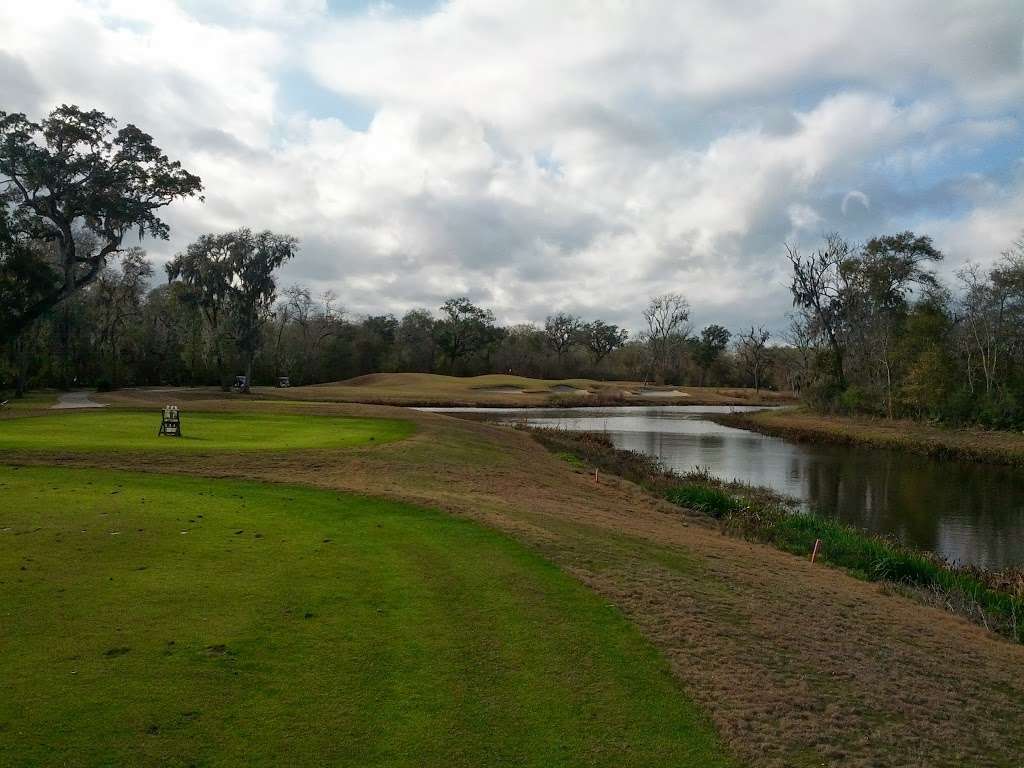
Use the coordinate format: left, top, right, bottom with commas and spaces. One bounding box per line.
424, 405, 1024, 568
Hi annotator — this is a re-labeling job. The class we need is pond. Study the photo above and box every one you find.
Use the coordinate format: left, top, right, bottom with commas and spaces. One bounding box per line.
422, 405, 1024, 569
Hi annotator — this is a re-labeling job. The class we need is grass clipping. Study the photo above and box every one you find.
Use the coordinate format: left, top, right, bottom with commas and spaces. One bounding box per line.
529, 427, 1024, 644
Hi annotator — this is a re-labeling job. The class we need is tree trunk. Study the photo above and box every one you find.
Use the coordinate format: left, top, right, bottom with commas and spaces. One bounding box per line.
11, 336, 26, 398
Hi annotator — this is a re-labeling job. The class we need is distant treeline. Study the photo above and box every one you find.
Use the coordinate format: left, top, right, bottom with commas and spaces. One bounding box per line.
3, 104, 1023, 428
1, 268, 789, 394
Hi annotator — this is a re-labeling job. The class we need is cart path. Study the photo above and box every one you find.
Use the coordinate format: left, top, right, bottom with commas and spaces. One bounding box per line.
51, 391, 107, 409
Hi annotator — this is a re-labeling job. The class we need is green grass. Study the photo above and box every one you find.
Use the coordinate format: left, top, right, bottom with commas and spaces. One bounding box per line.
664, 486, 744, 519
0, 466, 732, 768
0, 411, 414, 453
0, 390, 58, 413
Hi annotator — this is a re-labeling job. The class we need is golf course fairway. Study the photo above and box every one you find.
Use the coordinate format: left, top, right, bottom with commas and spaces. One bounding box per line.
0, 465, 731, 767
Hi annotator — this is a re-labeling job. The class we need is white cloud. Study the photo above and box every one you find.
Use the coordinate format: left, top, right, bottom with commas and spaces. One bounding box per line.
842, 191, 871, 216
1, 0, 1022, 332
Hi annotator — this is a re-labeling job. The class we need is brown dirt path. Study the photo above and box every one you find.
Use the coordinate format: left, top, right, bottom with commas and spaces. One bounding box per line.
6, 395, 1024, 767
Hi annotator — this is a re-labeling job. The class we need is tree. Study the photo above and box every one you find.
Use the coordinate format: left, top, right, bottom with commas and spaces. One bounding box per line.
395, 309, 438, 372
0, 209, 56, 395
354, 314, 399, 373
782, 313, 815, 393
493, 323, 546, 376
843, 232, 943, 418
786, 233, 850, 389
225, 230, 298, 390
0, 105, 202, 340
736, 325, 771, 392
435, 297, 499, 373
167, 229, 297, 390
543, 313, 582, 364
166, 235, 235, 387
89, 248, 153, 387
642, 293, 690, 382
694, 324, 730, 385
581, 320, 628, 367
957, 246, 1024, 399
281, 284, 340, 383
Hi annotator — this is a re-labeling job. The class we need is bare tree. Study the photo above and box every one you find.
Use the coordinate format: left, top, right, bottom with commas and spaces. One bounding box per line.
736, 325, 772, 392
281, 284, 340, 383
642, 293, 691, 382
782, 313, 815, 393
956, 245, 1024, 397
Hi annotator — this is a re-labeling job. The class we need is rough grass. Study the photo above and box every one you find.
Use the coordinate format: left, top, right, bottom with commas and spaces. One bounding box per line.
254, 372, 794, 408
713, 407, 1024, 467
723, 500, 1024, 642
0, 390, 58, 418
0, 410, 415, 453
531, 427, 1024, 643
0, 465, 733, 768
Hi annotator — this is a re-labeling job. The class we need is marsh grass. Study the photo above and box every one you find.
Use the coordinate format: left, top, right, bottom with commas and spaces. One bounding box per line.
664, 486, 743, 518
530, 426, 1024, 643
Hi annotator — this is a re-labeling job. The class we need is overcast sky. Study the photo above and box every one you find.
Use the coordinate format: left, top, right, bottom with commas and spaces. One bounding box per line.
2, 1, 1022, 333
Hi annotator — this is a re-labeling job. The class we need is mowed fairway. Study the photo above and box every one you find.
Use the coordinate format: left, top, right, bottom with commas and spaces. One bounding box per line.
0, 411, 414, 453
0, 465, 732, 768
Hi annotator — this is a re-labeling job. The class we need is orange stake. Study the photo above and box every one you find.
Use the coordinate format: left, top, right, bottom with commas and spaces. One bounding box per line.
810, 538, 822, 563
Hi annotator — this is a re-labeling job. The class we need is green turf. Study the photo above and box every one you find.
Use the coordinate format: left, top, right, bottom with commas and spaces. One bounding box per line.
0, 411, 414, 453
0, 466, 732, 767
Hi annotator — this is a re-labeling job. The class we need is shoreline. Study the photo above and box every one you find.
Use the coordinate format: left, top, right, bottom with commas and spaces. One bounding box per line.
527, 426, 1024, 644
708, 408, 1024, 467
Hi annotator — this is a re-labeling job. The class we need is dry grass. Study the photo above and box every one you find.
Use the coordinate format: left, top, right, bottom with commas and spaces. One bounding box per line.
245, 372, 795, 408
715, 407, 1024, 466
5, 396, 1024, 767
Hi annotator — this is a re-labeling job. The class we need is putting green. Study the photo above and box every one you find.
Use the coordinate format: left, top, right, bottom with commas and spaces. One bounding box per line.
0, 410, 414, 452
0, 466, 732, 767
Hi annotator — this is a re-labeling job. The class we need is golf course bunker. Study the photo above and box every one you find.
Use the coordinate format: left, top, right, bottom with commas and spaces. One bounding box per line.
549, 384, 591, 394
472, 385, 528, 395
636, 389, 691, 398
0, 411, 415, 453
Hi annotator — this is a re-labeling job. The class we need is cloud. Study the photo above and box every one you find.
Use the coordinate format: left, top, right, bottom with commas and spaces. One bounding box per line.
1, 0, 1022, 334
842, 191, 871, 216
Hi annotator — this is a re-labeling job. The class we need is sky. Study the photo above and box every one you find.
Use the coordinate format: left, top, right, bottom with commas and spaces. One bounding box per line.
1, 0, 1022, 334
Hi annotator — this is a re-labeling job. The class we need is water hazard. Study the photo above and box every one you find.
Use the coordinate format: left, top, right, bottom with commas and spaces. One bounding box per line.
422, 405, 1024, 568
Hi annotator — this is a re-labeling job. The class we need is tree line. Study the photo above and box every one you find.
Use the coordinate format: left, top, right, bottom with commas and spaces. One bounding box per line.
2, 104, 1022, 428
786, 230, 1024, 428
0, 105, 784, 395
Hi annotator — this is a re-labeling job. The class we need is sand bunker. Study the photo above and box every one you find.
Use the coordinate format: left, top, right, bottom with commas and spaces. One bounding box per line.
635, 389, 691, 398
550, 385, 591, 394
